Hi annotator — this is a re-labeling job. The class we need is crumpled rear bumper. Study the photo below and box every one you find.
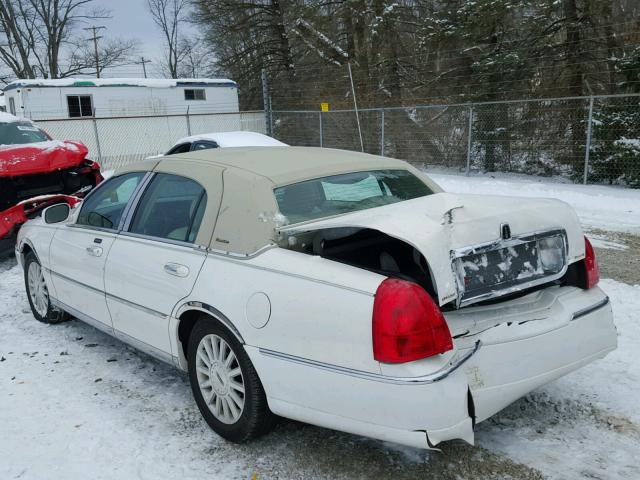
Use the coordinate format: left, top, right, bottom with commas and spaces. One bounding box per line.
450, 285, 617, 423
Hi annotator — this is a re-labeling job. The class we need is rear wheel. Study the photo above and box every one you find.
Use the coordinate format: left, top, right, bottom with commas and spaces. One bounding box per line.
187, 319, 275, 442
24, 252, 68, 324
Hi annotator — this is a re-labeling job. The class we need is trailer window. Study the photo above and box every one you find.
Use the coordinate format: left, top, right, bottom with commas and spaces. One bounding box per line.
67, 95, 93, 118
184, 89, 206, 101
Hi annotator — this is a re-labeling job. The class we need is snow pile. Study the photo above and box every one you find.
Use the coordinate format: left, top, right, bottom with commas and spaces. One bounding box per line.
4, 78, 236, 90
429, 171, 640, 234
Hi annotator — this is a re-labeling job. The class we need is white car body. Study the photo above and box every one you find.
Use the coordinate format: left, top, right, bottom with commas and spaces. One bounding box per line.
165, 131, 287, 156
15, 147, 617, 449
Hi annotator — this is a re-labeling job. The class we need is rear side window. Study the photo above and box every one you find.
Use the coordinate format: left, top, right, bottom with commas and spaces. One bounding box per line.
274, 169, 433, 224
129, 173, 206, 243
77, 172, 145, 229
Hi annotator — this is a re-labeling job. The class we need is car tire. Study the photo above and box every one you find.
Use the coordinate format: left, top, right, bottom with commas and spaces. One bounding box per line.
24, 252, 69, 324
187, 318, 275, 443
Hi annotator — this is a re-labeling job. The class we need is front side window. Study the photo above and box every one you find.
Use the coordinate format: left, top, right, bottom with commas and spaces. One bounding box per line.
274, 169, 433, 224
184, 89, 206, 101
67, 95, 93, 117
129, 173, 206, 243
76, 172, 145, 229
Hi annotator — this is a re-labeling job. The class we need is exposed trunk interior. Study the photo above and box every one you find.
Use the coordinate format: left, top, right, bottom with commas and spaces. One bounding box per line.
282, 226, 586, 311
282, 227, 438, 300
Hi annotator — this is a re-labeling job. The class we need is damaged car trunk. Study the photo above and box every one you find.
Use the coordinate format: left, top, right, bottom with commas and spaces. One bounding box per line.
278, 192, 587, 310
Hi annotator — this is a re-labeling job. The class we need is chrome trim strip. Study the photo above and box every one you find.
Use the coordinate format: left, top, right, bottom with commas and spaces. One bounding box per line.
203, 250, 376, 297
51, 297, 174, 366
118, 231, 201, 251
119, 172, 155, 231
107, 292, 167, 319
207, 243, 277, 259
48, 268, 168, 318
258, 340, 481, 385
176, 301, 245, 344
50, 297, 114, 336
48, 268, 104, 295
572, 296, 610, 321
113, 329, 174, 364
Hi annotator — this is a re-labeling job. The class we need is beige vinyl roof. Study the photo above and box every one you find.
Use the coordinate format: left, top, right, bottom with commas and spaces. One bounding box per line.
153, 146, 414, 186
113, 147, 443, 255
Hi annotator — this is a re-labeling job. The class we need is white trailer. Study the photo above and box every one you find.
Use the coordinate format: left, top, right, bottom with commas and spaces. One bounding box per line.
2, 78, 239, 120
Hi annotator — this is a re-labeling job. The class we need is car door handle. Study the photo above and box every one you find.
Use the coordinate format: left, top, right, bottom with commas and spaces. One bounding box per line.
164, 263, 189, 277
86, 246, 103, 257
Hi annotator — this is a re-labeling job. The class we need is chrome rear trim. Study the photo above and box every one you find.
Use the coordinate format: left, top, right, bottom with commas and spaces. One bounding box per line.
259, 340, 481, 385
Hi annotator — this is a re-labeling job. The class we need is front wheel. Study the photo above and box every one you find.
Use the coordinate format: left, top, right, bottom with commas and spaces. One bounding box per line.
187, 319, 275, 443
24, 252, 68, 324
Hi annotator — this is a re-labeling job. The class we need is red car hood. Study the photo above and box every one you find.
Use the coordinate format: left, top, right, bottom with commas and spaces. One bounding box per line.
0, 140, 89, 177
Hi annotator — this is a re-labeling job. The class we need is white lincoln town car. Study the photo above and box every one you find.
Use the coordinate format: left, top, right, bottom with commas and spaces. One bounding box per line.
15, 147, 617, 449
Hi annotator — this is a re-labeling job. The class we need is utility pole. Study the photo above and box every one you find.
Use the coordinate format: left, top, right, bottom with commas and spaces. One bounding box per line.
134, 57, 152, 78
84, 26, 106, 78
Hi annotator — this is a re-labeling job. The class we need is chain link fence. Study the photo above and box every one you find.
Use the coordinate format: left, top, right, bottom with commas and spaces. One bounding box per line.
35, 111, 266, 171
272, 94, 640, 187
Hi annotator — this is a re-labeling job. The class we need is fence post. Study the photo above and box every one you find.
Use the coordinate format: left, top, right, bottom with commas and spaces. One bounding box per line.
186, 106, 192, 136
319, 112, 323, 147
268, 96, 274, 136
465, 105, 473, 175
380, 109, 385, 156
262, 69, 272, 136
91, 108, 103, 164
583, 96, 594, 185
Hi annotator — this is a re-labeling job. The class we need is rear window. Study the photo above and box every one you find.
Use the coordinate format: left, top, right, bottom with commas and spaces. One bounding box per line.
0, 122, 49, 145
274, 169, 433, 224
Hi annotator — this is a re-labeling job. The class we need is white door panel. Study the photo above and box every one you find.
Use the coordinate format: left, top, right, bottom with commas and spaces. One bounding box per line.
49, 226, 115, 329
105, 235, 206, 354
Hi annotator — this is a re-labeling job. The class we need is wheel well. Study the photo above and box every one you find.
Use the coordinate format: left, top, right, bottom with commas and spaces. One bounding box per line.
21, 243, 33, 258
177, 310, 201, 360
177, 308, 243, 362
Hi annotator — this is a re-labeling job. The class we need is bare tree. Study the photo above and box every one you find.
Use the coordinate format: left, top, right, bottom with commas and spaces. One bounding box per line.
146, 0, 189, 78
66, 37, 139, 77
177, 37, 216, 78
0, 0, 137, 79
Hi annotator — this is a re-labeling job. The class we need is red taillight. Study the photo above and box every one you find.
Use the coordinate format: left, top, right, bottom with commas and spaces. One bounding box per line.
584, 236, 600, 289
372, 278, 453, 363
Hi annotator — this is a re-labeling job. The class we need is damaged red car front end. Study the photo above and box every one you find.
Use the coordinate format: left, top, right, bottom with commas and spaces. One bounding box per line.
0, 119, 103, 255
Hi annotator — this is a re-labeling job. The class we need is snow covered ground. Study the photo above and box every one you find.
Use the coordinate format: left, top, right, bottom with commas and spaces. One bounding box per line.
429, 171, 640, 235
1, 171, 639, 479
1, 262, 637, 479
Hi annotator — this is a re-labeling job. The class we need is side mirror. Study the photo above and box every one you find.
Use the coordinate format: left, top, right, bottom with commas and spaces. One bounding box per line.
43, 203, 71, 224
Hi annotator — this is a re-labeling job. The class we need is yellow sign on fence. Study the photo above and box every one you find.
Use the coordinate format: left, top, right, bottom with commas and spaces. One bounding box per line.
320, 102, 329, 112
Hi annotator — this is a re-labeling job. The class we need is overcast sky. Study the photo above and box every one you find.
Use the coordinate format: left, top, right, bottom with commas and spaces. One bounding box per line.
99, 0, 196, 78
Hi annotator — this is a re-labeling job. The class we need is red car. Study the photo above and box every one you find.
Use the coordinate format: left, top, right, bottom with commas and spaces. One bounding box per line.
0, 113, 102, 256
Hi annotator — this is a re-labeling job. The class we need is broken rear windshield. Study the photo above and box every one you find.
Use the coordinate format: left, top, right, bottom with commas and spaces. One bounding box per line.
0, 122, 49, 145
274, 169, 433, 224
